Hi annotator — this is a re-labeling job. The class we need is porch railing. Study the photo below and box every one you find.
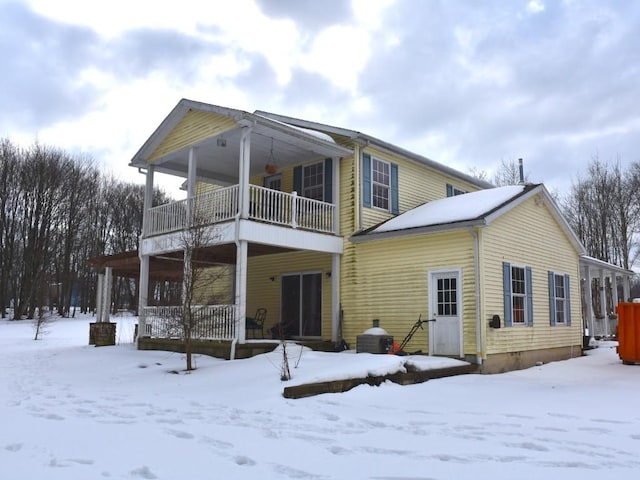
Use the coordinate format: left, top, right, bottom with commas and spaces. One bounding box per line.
248, 185, 335, 233
141, 304, 238, 341
144, 185, 239, 236
143, 183, 335, 237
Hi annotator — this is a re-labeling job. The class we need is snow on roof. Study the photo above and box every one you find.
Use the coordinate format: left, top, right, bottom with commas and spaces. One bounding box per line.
372, 185, 527, 233
253, 113, 336, 143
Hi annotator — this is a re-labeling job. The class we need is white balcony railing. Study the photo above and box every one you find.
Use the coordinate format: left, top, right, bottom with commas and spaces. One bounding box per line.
141, 304, 237, 341
143, 184, 335, 237
248, 185, 335, 233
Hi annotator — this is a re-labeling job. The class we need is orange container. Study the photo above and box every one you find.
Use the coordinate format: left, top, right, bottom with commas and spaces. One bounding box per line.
616, 302, 640, 364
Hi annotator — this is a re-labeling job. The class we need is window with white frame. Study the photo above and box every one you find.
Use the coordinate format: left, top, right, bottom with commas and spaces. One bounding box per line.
303, 162, 324, 200
511, 266, 527, 324
446, 184, 467, 197
553, 274, 566, 324
548, 272, 571, 326
503, 262, 532, 326
372, 158, 390, 210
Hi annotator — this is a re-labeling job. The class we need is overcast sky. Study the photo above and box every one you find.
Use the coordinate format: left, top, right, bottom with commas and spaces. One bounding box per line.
1, 0, 639, 196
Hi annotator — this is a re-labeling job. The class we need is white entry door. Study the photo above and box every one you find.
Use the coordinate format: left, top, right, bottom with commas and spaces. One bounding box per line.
429, 270, 463, 357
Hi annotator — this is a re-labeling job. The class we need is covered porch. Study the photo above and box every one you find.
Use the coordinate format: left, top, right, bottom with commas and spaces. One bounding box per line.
580, 255, 634, 340
128, 100, 351, 350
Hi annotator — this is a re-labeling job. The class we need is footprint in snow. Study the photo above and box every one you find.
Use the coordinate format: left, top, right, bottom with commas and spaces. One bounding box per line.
234, 455, 256, 466
166, 429, 194, 439
130, 466, 157, 479
511, 441, 549, 452
43, 413, 65, 421
5, 443, 22, 452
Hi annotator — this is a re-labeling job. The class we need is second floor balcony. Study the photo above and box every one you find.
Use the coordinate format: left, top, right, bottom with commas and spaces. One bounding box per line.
144, 183, 337, 237
130, 101, 353, 246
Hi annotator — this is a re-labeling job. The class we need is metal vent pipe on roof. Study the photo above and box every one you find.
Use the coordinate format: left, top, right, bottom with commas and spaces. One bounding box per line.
518, 158, 524, 184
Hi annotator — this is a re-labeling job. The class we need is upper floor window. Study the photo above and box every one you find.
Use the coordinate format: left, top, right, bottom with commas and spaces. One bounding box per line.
503, 262, 533, 326
372, 158, 390, 210
362, 153, 399, 214
446, 184, 467, 197
303, 162, 324, 200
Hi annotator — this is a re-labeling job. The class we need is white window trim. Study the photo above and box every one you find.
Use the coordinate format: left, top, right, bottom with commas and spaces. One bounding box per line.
303, 162, 324, 201
511, 264, 528, 325
371, 157, 391, 211
553, 273, 567, 324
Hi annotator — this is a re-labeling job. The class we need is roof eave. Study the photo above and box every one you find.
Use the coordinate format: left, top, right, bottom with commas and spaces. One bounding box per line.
350, 219, 486, 243
579, 255, 635, 276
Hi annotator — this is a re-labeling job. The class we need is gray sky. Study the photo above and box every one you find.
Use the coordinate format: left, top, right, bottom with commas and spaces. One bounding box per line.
1, 0, 639, 197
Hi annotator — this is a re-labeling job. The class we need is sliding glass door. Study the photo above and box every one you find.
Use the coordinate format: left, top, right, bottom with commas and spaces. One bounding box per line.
281, 272, 322, 337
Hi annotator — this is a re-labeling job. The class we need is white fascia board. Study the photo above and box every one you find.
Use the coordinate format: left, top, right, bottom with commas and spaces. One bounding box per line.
580, 255, 635, 276
141, 221, 343, 256
350, 219, 486, 243
140, 223, 236, 256
238, 220, 343, 254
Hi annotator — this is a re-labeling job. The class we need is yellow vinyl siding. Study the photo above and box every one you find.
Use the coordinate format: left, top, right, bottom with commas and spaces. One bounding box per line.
247, 251, 332, 338
149, 110, 236, 163
360, 145, 483, 230
250, 168, 294, 191
341, 231, 476, 353
481, 197, 582, 355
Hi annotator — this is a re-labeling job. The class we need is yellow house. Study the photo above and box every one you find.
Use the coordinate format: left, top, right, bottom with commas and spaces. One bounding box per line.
128, 99, 631, 373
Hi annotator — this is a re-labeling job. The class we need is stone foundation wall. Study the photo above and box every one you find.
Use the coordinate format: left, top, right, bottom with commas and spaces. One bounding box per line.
480, 345, 584, 374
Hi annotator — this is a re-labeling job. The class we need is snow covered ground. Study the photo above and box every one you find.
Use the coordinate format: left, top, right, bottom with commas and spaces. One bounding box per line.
1, 314, 639, 480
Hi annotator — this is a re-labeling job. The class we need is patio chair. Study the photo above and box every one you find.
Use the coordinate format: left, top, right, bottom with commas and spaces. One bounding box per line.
246, 308, 267, 339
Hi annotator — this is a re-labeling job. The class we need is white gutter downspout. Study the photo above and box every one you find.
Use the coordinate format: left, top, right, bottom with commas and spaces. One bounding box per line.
469, 228, 483, 366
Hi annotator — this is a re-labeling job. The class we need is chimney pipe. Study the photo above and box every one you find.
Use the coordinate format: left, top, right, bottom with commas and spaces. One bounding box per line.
518, 158, 524, 184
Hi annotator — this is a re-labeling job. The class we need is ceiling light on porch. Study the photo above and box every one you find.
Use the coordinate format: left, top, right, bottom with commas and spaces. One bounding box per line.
265, 137, 278, 174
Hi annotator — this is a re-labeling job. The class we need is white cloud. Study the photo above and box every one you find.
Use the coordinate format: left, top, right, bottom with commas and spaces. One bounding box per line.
527, 1, 545, 14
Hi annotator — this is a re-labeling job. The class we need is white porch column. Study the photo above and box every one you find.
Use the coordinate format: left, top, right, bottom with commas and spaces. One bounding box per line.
187, 147, 197, 223
599, 269, 608, 336
96, 273, 104, 322
138, 255, 150, 342
235, 240, 248, 343
612, 273, 619, 307
238, 127, 252, 219
623, 275, 631, 302
138, 166, 154, 344
102, 267, 113, 323
332, 156, 340, 234
142, 165, 154, 236
583, 265, 595, 344
331, 253, 341, 343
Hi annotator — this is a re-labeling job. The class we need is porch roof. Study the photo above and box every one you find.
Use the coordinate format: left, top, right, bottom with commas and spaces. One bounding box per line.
579, 255, 635, 278
89, 243, 296, 281
129, 99, 353, 185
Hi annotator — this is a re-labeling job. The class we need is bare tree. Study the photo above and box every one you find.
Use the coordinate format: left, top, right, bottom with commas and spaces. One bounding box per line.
165, 207, 229, 371
493, 158, 530, 186
0, 138, 21, 318
563, 156, 639, 271
468, 166, 490, 183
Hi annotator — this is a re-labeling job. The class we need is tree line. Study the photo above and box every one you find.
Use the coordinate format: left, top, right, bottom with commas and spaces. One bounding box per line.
0, 138, 170, 320
475, 157, 640, 275
563, 157, 640, 271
